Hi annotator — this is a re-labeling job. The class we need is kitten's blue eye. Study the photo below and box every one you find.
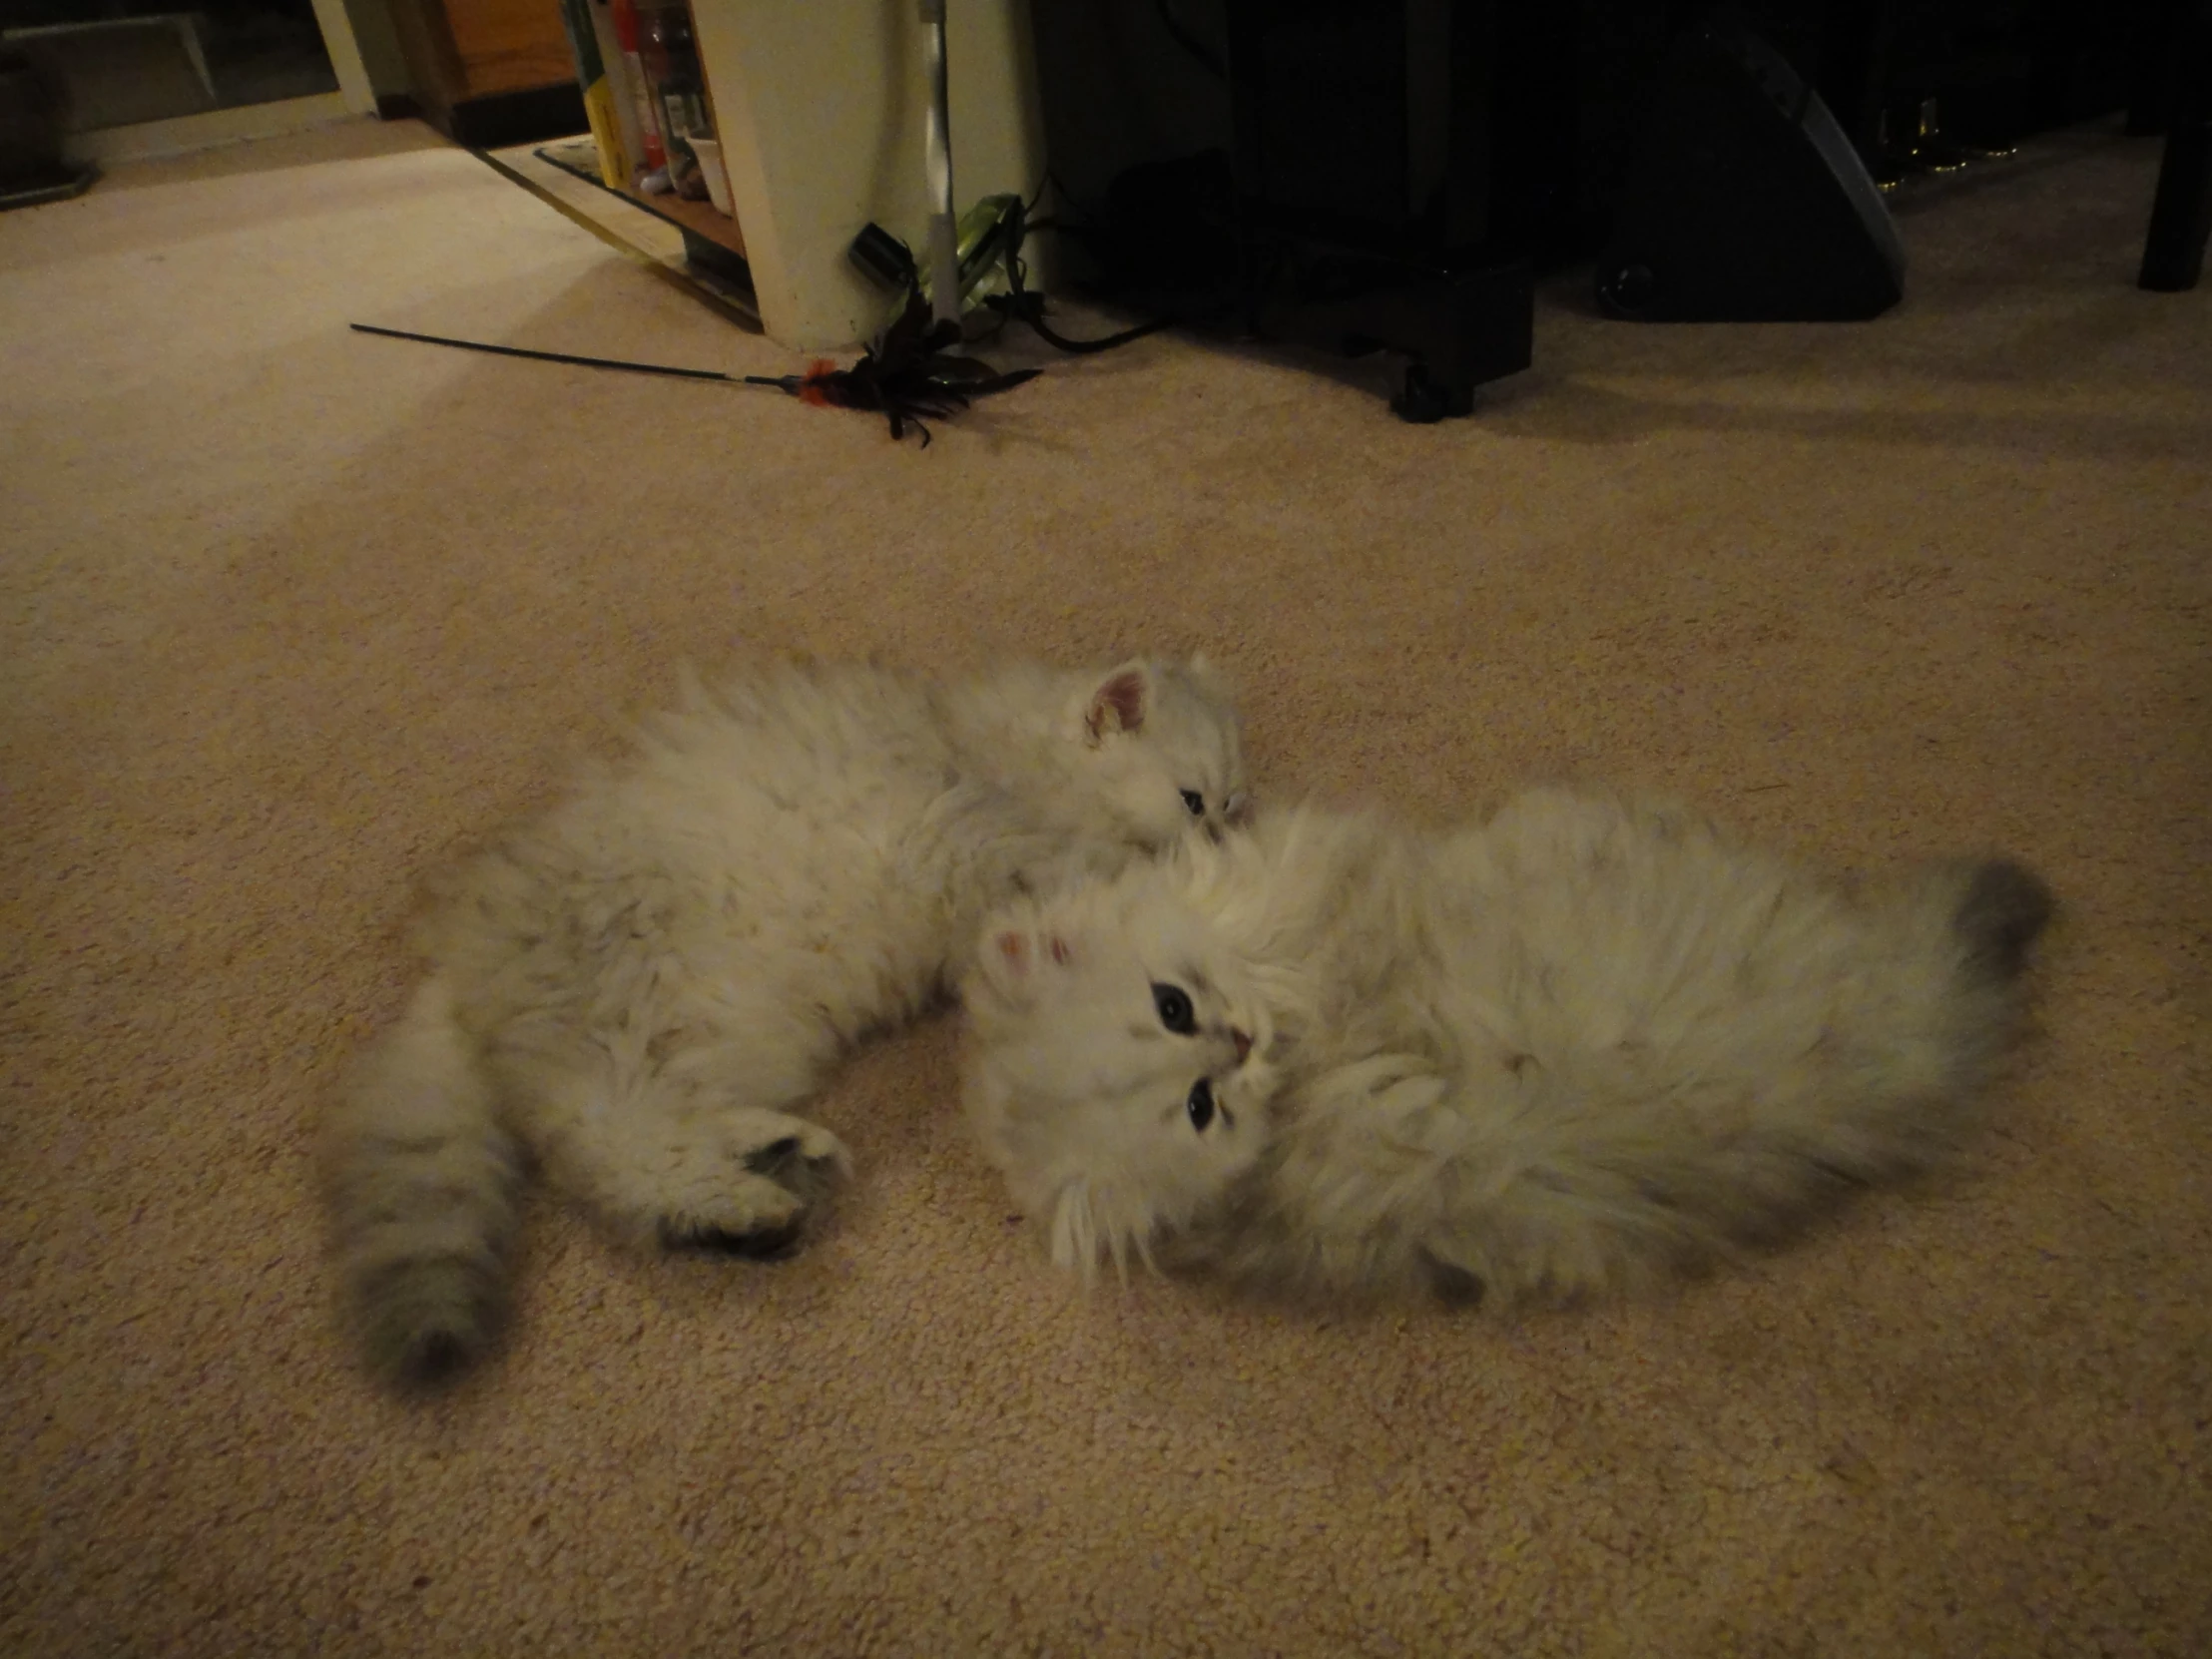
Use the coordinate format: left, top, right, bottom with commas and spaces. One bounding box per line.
1187, 1079, 1216, 1131
1151, 982, 1195, 1034
1180, 790, 1205, 818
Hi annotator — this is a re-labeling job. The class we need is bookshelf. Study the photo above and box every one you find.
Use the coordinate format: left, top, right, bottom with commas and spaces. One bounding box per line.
551, 0, 1047, 351
552, 0, 748, 276
627, 185, 748, 262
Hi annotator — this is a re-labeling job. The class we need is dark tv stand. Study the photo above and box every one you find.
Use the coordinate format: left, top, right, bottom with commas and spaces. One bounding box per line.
1217, 229, 1533, 423
1031, 0, 1555, 420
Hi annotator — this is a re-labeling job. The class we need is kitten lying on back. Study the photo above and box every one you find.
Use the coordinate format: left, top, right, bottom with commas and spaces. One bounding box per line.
962, 787, 2051, 1304
323, 655, 1246, 1384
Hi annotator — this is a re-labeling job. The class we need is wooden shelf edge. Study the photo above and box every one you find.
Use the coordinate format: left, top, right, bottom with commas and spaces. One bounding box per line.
609, 176, 747, 260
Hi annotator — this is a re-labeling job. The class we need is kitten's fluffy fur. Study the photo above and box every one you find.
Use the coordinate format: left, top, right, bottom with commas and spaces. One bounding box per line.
963, 788, 2052, 1305
324, 656, 1245, 1383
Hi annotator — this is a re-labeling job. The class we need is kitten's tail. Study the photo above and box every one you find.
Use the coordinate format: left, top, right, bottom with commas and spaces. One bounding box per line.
1432, 857, 2055, 1305
321, 973, 520, 1386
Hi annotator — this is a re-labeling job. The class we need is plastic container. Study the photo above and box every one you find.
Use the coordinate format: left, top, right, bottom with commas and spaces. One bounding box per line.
608, 0, 664, 173
687, 135, 735, 216
639, 2, 711, 200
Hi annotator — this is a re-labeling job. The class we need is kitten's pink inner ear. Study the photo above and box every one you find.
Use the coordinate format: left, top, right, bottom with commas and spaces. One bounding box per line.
1086, 668, 1149, 741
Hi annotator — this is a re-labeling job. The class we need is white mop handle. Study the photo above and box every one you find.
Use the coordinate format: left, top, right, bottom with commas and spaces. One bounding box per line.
920, 0, 961, 329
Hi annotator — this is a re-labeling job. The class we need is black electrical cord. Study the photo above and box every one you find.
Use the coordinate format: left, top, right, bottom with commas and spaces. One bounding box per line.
1155, 0, 1227, 79
981, 195, 1177, 355
989, 257, 1171, 355
845, 185, 1181, 360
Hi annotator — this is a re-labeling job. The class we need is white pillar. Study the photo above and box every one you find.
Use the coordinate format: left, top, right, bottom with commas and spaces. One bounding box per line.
689, 0, 1047, 350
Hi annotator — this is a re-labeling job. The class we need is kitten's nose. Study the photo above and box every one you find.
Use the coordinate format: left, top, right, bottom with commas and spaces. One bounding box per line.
1232, 1028, 1252, 1064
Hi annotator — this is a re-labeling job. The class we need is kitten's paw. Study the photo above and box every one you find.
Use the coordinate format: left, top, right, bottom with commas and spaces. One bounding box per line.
657, 1174, 812, 1256
654, 1113, 850, 1257
742, 1123, 848, 1205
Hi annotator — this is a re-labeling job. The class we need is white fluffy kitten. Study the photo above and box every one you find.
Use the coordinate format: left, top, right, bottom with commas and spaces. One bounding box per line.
324, 655, 1246, 1383
962, 787, 2052, 1304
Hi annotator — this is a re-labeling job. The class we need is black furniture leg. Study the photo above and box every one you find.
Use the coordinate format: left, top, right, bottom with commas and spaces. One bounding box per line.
2129, 0, 2179, 133
1817, 0, 1900, 166
2140, 0, 2212, 290
1242, 253, 1535, 423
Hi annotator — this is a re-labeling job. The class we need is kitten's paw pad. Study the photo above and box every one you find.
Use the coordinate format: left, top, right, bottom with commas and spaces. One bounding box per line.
648, 1115, 849, 1257
660, 1215, 807, 1259
742, 1124, 845, 1178
1419, 1248, 1487, 1309
655, 1171, 810, 1256
729, 1114, 849, 1204
746, 1135, 808, 1173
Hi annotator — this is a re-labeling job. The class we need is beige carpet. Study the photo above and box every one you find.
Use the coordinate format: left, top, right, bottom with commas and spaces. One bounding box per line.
4, 115, 2208, 1658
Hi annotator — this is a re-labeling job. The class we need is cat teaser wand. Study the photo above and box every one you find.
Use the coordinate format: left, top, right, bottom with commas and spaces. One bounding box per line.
349, 287, 1036, 447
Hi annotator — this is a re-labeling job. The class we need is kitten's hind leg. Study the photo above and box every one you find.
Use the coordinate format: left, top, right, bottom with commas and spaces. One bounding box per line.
649, 1110, 851, 1255
513, 1044, 852, 1257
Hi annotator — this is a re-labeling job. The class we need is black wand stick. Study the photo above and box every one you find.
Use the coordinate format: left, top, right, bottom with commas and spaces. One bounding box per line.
348, 321, 785, 386
349, 288, 1039, 445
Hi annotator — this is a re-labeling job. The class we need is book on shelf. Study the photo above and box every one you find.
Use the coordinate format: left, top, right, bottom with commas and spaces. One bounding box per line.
551, 0, 630, 190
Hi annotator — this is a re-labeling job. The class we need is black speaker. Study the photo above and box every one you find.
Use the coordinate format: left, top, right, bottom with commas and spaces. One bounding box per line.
1596, 12, 1906, 321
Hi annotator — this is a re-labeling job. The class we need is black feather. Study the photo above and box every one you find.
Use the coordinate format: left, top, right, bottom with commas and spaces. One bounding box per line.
769, 288, 1040, 445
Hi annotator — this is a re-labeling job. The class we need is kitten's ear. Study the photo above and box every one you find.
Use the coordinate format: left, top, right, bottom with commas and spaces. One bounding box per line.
1083, 663, 1151, 744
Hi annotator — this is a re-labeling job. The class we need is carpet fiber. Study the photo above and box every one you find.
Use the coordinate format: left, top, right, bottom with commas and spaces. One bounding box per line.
4, 116, 2207, 1657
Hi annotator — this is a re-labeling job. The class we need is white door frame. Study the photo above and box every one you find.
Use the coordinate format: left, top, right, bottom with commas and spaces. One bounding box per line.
308, 0, 378, 116
61, 0, 392, 165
